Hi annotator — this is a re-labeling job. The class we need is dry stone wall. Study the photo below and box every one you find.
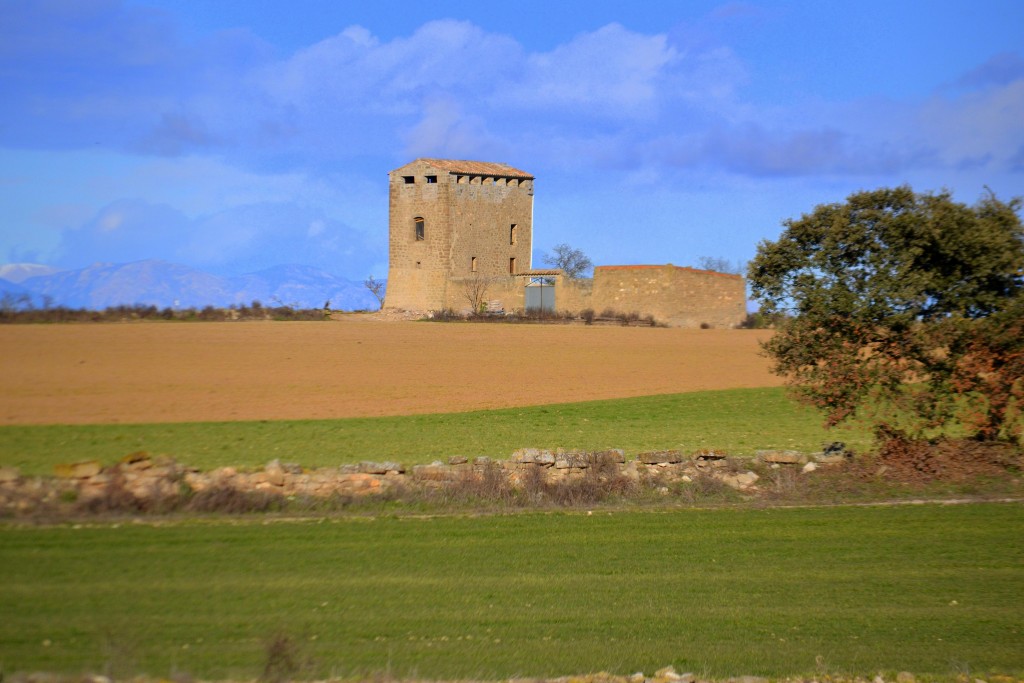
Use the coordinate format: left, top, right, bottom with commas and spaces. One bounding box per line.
591, 265, 747, 328
0, 448, 851, 515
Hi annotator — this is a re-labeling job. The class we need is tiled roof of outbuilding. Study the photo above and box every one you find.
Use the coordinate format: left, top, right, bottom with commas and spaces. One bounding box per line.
399, 158, 534, 179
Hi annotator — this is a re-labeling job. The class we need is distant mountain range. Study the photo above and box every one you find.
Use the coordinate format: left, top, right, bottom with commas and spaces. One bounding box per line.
0, 260, 382, 311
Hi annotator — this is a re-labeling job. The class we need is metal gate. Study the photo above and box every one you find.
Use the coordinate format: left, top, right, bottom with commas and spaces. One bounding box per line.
525, 277, 556, 312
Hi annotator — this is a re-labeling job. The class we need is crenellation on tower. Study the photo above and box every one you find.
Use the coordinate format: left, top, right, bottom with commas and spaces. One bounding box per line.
385, 158, 535, 311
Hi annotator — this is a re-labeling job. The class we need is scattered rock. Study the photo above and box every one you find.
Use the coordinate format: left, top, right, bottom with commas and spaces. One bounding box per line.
593, 449, 626, 464
53, 460, 102, 479
554, 451, 588, 469
0, 466, 20, 483
264, 459, 286, 486
412, 463, 451, 481
802, 461, 818, 473
360, 461, 404, 474
758, 450, 805, 465
448, 456, 468, 465
638, 450, 683, 464
721, 471, 759, 490
120, 451, 152, 469
655, 666, 681, 681
511, 448, 557, 465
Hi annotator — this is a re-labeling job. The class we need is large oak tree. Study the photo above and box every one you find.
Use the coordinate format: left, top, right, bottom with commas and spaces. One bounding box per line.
748, 186, 1024, 443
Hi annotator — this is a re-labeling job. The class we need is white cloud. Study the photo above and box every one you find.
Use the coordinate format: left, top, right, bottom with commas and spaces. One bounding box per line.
499, 23, 680, 116
916, 80, 1024, 170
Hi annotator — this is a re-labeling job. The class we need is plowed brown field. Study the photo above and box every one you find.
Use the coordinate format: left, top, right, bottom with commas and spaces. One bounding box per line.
0, 321, 781, 425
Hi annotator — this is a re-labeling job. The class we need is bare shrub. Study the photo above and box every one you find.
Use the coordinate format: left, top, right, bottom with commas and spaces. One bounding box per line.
546, 468, 636, 506
519, 464, 548, 504
461, 273, 495, 314
580, 308, 595, 325
184, 486, 282, 514
676, 471, 739, 505
521, 455, 637, 507
364, 275, 386, 307
428, 308, 464, 322
75, 474, 148, 515
762, 465, 801, 498
432, 461, 517, 506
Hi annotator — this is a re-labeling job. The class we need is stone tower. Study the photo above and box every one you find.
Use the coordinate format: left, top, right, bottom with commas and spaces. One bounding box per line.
385, 158, 535, 311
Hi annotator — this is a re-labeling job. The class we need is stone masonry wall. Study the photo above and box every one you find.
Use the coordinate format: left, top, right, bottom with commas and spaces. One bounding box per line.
591, 265, 746, 328
385, 160, 454, 311
553, 276, 594, 314
449, 178, 534, 279
434, 268, 744, 328
444, 275, 526, 312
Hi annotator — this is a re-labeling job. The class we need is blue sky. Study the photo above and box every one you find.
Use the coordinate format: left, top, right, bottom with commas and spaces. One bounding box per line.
1, 0, 1022, 279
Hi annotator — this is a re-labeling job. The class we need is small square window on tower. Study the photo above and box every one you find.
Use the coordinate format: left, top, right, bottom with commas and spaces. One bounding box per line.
402, 176, 415, 184
414, 217, 424, 241
425, 175, 437, 184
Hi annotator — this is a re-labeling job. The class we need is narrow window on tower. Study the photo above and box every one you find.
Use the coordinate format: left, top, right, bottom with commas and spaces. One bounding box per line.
414, 217, 425, 241
471, 257, 477, 272
510, 224, 517, 245
509, 257, 517, 274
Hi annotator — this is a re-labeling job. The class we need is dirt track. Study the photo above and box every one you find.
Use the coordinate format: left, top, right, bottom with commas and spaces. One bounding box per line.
0, 321, 781, 425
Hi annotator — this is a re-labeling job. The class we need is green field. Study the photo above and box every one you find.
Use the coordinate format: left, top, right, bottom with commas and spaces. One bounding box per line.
1, 503, 1021, 680
0, 387, 874, 475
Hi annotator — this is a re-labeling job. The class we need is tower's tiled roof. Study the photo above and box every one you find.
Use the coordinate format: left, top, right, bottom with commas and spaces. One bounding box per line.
403, 158, 534, 179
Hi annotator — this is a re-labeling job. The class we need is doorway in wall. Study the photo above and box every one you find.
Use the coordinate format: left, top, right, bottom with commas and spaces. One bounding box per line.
524, 276, 556, 313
